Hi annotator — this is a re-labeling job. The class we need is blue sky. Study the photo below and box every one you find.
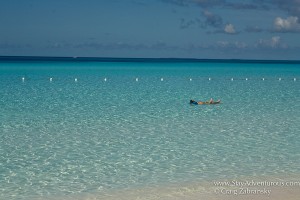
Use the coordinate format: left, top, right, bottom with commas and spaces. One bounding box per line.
1, 0, 300, 59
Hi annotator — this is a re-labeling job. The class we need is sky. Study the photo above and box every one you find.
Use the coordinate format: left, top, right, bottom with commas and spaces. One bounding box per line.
1, 0, 300, 60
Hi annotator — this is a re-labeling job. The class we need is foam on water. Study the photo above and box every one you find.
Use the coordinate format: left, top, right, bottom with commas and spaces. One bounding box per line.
0, 61, 300, 199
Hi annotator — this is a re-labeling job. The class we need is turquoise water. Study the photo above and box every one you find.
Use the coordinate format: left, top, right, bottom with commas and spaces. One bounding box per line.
1, 61, 300, 199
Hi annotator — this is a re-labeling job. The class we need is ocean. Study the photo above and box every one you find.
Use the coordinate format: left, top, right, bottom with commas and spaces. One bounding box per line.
1, 59, 300, 199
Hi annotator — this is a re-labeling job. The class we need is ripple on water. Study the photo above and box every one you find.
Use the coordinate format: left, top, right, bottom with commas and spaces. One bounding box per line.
1, 63, 300, 199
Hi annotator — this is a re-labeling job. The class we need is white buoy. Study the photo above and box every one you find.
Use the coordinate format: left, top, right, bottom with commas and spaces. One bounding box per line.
22, 77, 25, 82
231, 78, 233, 81
279, 78, 281, 81
189, 78, 192, 81
104, 78, 107, 82
208, 77, 211, 81
294, 78, 297, 81
246, 78, 248, 81
262, 78, 265, 81
161, 78, 164, 81
75, 78, 78, 82
50, 77, 53, 82
135, 78, 138, 82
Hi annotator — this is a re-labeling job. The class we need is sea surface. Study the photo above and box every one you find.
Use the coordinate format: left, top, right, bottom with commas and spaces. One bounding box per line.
1, 60, 300, 199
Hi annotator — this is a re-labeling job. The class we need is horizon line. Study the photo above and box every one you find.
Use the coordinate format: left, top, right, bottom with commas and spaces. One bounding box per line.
1, 55, 300, 64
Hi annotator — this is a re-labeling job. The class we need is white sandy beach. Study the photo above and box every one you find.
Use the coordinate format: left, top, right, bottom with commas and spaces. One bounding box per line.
41, 175, 300, 200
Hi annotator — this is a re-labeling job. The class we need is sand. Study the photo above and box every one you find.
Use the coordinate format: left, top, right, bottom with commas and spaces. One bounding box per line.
46, 175, 300, 200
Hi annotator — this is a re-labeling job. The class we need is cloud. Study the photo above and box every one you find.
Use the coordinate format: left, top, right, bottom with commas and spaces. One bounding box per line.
202, 10, 223, 28
216, 41, 248, 49
160, 0, 190, 7
161, 0, 225, 7
225, 2, 268, 10
270, 36, 280, 47
224, 24, 236, 34
74, 42, 147, 51
207, 23, 238, 34
273, 16, 300, 32
180, 18, 201, 29
192, 0, 225, 7
47, 41, 185, 52
179, 10, 222, 30
162, 0, 269, 10
257, 36, 288, 48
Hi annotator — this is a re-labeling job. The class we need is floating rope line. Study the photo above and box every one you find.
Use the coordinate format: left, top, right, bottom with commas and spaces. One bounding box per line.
16, 77, 299, 82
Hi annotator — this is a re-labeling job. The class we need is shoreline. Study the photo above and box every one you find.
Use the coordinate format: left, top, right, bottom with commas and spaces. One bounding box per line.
35, 174, 300, 200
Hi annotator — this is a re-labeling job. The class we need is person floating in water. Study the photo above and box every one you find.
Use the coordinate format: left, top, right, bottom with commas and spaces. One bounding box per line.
190, 98, 221, 105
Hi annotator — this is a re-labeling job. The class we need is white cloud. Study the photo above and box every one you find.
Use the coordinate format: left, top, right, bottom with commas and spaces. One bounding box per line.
274, 16, 300, 32
234, 41, 247, 49
257, 36, 288, 48
217, 41, 229, 47
270, 36, 280, 47
216, 41, 247, 49
224, 24, 236, 34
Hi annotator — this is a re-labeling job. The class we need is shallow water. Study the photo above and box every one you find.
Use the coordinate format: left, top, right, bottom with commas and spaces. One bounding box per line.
1, 61, 300, 199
